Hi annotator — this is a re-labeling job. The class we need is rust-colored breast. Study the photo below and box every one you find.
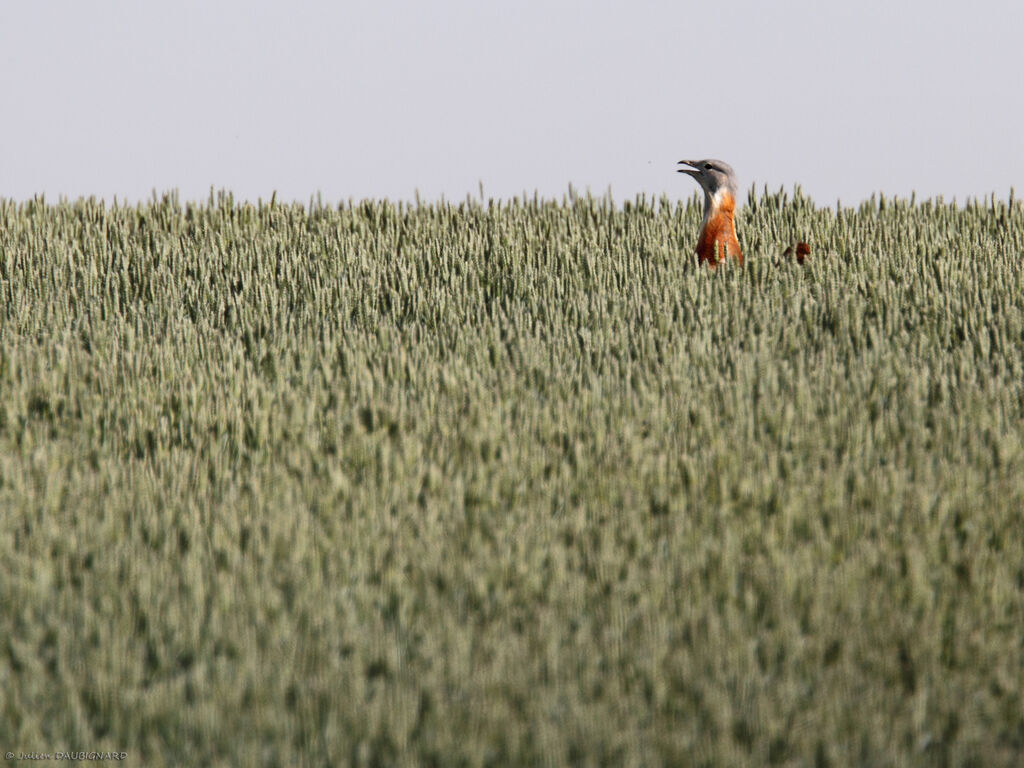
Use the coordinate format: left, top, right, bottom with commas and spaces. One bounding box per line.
696, 193, 742, 267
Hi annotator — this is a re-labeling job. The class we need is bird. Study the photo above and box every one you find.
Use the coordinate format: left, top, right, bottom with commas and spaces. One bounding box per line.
677, 159, 743, 267
782, 242, 811, 265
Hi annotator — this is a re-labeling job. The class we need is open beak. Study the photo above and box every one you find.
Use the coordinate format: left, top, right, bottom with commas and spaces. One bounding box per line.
677, 160, 699, 177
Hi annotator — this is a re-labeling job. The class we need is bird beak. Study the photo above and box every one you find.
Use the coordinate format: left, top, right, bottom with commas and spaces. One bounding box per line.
677, 160, 699, 177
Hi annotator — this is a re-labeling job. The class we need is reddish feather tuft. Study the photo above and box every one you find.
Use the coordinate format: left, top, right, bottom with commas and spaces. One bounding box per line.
782, 242, 811, 264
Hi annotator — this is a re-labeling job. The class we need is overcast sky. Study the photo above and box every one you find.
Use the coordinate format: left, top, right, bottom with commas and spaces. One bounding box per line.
2, 1, 1022, 206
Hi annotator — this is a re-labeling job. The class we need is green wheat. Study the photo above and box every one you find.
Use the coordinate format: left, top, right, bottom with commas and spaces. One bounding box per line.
0, 187, 1022, 767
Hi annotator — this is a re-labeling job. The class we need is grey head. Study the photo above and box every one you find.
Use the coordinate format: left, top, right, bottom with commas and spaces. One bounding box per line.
677, 159, 739, 202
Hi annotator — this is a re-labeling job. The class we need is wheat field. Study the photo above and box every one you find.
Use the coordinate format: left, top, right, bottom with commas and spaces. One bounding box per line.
1, 188, 1022, 766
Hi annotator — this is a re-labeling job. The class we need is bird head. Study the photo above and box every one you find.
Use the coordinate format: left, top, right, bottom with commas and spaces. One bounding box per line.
677, 159, 738, 203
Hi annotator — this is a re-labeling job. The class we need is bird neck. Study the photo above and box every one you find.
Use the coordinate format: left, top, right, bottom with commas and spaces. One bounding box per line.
697, 189, 742, 266
702, 188, 736, 226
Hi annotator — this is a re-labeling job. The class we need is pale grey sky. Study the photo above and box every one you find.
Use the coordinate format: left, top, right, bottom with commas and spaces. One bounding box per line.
2, 0, 1022, 206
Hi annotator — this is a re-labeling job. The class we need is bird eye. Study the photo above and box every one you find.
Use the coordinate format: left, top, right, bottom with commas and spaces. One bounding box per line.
703, 163, 713, 170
